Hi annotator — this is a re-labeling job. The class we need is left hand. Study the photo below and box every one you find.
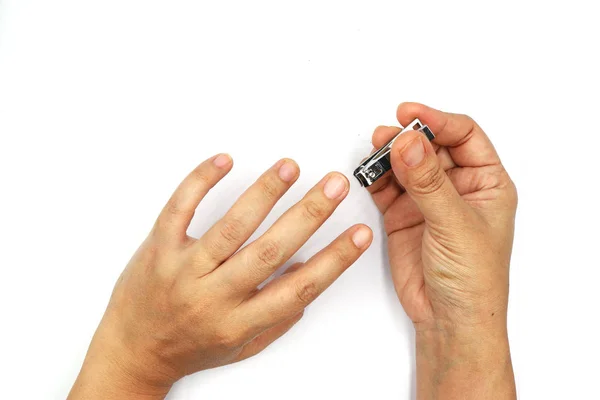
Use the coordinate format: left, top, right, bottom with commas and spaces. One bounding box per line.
68, 155, 372, 400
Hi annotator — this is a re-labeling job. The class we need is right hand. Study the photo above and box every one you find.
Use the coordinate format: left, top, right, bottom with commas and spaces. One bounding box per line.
370, 103, 517, 400
368, 103, 518, 333
368, 102, 517, 398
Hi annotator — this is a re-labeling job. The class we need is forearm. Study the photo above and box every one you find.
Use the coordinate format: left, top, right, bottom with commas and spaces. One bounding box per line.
415, 321, 516, 400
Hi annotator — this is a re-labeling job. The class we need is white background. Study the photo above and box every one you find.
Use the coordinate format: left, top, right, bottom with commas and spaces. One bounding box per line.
1, 1, 599, 399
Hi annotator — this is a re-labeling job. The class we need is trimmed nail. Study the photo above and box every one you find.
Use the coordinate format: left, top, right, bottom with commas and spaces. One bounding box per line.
352, 227, 372, 248
323, 174, 348, 199
278, 161, 297, 182
213, 153, 232, 168
400, 137, 425, 167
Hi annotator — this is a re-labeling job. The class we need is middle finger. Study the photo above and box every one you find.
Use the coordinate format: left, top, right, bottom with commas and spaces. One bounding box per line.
215, 172, 349, 294
193, 158, 299, 270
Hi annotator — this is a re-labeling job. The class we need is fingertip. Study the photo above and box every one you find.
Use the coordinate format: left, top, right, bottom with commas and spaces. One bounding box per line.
213, 153, 233, 169
399, 135, 427, 168
390, 129, 427, 157
396, 102, 433, 127
372, 125, 402, 149
277, 158, 300, 183
351, 224, 373, 249
389, 132, 432, 182
396, 101, 425, 114
372, 125, 392, 140
323, 172, 350, 200
396, 101, 419, 115
329, 171, 349, 184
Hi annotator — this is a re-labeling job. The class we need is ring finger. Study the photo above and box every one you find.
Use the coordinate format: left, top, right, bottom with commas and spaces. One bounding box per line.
192, 158, 299, 274
215, 172, 350, 295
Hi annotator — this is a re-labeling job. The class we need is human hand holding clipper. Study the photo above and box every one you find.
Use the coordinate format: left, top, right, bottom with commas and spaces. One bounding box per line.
363, 102, 518, 399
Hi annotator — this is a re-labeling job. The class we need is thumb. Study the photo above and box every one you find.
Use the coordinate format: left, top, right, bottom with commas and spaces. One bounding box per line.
390, 131, 466, 226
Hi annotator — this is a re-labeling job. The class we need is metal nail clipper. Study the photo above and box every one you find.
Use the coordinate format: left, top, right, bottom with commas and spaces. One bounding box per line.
354, 118, 435, 187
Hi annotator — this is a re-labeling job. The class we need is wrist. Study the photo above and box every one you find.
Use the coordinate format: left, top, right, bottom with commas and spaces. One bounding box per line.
416, 319, 511, 370
68, 325, 174, 400
415, 319, 516, 399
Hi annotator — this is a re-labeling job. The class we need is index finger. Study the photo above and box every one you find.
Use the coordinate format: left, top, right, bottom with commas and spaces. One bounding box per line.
235, 224, 372, 333
397, 102, 501, 167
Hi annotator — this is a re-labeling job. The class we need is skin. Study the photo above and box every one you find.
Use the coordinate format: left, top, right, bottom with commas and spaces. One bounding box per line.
68, 102, 517, 400
68, 157, 373, 399
368, 103, 517, 399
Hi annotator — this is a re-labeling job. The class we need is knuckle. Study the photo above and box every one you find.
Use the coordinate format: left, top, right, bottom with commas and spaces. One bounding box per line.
497, 169, 518, 209
256, 240, 284, 268
331, 245, 354, 265
219, 216, 246, 245
411, 163, 446, 194
191, 167, 212, 186
374, 125, 389, 134
154, 201, 189, 232
164, 199, 188, 217
258, 176, 281, 201
460, 114, 477, 139
215, 327, 245, 349
301, 200, 327, 221
460, 113, 473, 122
457, 113, 475, 128
293, 279, 319, 306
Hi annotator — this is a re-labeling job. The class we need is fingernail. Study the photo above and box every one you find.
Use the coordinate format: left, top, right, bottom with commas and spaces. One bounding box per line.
323, 174, 348, 199
352, 227, 372, 248
278, 161, 298, 182
213, 153, 232, 168
400, 137, 425, 167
